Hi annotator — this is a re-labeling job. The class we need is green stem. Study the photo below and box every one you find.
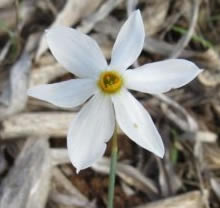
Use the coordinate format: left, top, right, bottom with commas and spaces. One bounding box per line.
107, 128, 118, 208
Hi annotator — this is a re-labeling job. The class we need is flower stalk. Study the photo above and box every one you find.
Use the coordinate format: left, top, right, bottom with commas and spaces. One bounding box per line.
107, 128, 118, 208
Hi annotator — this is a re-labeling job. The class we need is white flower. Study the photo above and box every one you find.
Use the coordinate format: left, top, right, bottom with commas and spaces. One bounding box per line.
28, 10, 202, 173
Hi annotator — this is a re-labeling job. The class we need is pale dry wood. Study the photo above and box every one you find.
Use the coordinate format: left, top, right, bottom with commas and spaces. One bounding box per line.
36, 0, 103, 60
24, 32, 43, 56
195, 49, 220, 87
0, 112, 74, 139
0, 0, 14, 8
0, 136, 51, 208
30, 63, 67, 87
157, 154, 182, 197
0, 8, 16, 36
143, 0, 170, 36
78, 0, 123, 34
49, 167, 97, 207
51, 167, 88, 202
133, 191, 205, 208
156, 94, 198, 132
91, 33, 112, 59
35, 54, 56, 66
159, 5, 183, 39
193, 146, 210, 208
169, 0, 201, 58
182, 131, 217, 143
0, 53, 31, 121
210, 178, 220, 201
144, 37, 195, 57
203, 144, 220, 170
95, 16, 121, 39
18, 0, 40, 30
0, 41, 11, 62
51, 148, 70, 166
161, 103, 195, 132
121, 182, 135, 196
43, 0, 58, 15
49, 191, 89, 207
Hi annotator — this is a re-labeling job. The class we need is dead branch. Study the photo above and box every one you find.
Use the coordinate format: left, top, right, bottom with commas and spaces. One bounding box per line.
0, 112, 74, 139
0, 53, 31, 121
0, 136, 51, 208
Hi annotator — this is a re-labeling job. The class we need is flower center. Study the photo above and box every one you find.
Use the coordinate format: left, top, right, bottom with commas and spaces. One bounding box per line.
98, 71, 123, 94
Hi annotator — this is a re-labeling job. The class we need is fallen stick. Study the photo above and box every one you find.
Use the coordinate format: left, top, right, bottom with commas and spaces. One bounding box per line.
30, 63, 67, 87
0, 136, 51, 208
51, 167, 88, 202
0, 53, 31, 121
0, 112, 74, 139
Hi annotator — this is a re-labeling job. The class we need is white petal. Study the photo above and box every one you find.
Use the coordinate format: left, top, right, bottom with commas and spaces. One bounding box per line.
109, 10, 145, 71
124, 59, 202, 94
46, 26, 107, 78
67, 93, 115, 172
112, 89, 164, 157
28, 79, 96, 108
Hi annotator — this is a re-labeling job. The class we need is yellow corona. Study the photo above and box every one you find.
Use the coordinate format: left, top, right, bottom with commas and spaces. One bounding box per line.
98, 71, 123, 94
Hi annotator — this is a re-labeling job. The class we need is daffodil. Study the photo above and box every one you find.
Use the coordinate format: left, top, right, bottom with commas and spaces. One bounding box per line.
28, 10, 202, 173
